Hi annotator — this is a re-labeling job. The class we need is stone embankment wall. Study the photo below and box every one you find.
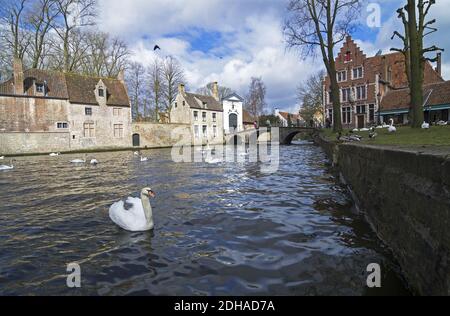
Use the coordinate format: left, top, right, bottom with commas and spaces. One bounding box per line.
314, 134, 450, 296
132, 123, 193, 148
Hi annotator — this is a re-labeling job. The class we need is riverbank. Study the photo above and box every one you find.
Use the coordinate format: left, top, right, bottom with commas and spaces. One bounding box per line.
313, 133, 450, 296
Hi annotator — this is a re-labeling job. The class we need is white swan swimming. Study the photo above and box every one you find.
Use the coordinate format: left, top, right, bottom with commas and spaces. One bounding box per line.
90, 159, 99, 165
140, 156, 149, 162
387, 119, 397, 133
0, 160, 14, 171
49, 152, 61, 157
70, 154, 87, 164
109, 187, 156, 232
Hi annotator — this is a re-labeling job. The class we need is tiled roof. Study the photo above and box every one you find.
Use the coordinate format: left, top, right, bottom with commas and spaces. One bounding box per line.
381, 81, 450, 111
184, 92, 223, 111
278, 111, 301, 121
0, 69, 130, 107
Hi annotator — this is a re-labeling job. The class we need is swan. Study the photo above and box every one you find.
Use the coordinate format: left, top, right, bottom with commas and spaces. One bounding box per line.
109, 187, 156, 232
437, 120, 448, 126
205, 156, 222, 164
140, 156, 149, 162
49, 152, 61, 157
422, 121, 430, 129
90, 159, 99, 165
388, 119, 397, 133
70, 154, 87, 164
0, 160, 14, 171
134, 151, 140, 156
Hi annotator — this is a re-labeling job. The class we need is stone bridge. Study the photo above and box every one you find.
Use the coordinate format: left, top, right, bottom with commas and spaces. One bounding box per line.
226, 127, 317, 145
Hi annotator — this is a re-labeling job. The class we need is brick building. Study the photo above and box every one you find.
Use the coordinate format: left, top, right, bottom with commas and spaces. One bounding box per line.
0, 58, 132, 155
323, 36, 443, 128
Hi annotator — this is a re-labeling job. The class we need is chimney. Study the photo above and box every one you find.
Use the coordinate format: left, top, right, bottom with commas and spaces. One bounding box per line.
436, 52, 442, 76
13, 57, 24, 95
178, 83, 185, 96
117, 69, 125, 83
212, 82, 219, 101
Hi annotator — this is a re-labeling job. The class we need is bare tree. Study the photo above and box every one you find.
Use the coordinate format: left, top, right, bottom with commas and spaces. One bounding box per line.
27, 0, 59, 69
147, 58, 165, 121
0, 0, 30, 60
298, 70, 325, 124
80, 31, 129, 77
162, 56, 185, 117
127, 62, 146, 120
196, 82, 233, 100
391, 0, 443, 128
52, 0, 97, 72
244, 77, 266, 119
284, 0, 361, 132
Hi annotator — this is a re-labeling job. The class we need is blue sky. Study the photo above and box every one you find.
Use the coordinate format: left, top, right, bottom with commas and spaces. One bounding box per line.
98, 0, 450, 114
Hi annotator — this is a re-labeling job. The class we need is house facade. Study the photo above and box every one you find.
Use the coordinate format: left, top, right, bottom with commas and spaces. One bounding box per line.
0, 58, 132, 154
274, 109, 303, 127
323, 36, 443, 128
170, 83, 224, 145
222, 92, 245, 134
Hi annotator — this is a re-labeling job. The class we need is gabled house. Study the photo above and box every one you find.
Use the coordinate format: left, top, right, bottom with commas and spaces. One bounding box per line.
223, 92, 245, 134
274, 109, 302, 127
323, 36, 444, 128
170, 82, 224, 145
0, 58, 132, 154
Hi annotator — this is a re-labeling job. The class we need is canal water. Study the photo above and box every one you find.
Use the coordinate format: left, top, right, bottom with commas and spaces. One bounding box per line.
0, 142, 410, 295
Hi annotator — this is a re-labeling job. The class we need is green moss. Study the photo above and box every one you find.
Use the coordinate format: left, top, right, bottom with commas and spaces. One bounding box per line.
321, 126, 450, 146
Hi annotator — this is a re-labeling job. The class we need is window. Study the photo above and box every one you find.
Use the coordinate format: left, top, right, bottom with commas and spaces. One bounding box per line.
328, 91, 333, 104
341, 88, 351, 102
36, 83, 44, 94
113, 108, 121, 116
212, 113, 217, 122
342, 107, 351, 124
202, 102, 208, 109
182, 101, 185, 106
202, 125, 207, 137
356, 105, 367, 114
344, 51, 352, 62
98, 88, 104, 97
337, 71, 347, 82
213, 125, 217, 138
85, 107, 92, 116
194, 111, 198, 121
194, 125, 200, 138
114, 124, 123, 138
57, 122, 68, 129
83, 123, 95, 138
369, 104, 375, 122
387, 67, 392, 82
352, 66, 363, 79
328, 109, 333, 123
174, 102, 178, 108
356, 86, 366, 100
202, 112, 207, 122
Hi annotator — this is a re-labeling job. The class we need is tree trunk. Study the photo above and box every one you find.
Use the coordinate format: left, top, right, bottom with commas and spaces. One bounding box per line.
407, 0, 424, 128
327, 48, 342, 132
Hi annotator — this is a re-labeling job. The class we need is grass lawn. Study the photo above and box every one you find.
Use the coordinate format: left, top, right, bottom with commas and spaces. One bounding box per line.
320, 125, 450, 146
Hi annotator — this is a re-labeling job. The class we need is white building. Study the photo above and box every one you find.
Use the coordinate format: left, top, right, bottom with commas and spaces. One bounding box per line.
222, 93, 245, 134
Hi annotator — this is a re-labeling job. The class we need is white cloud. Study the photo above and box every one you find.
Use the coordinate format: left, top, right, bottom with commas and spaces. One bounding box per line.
97, 0, 450, 114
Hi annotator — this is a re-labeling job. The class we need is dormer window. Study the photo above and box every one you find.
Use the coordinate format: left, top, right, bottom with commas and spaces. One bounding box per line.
98, 88, 104, 97
203, 102, 207, 109
36, 83, 44, 94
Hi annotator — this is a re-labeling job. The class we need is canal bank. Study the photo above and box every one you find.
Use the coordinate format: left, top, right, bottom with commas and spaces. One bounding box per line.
313, 133, 450, 295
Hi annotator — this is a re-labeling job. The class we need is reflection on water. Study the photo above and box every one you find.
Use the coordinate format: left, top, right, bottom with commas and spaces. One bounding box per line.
0, 141, 410, 295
